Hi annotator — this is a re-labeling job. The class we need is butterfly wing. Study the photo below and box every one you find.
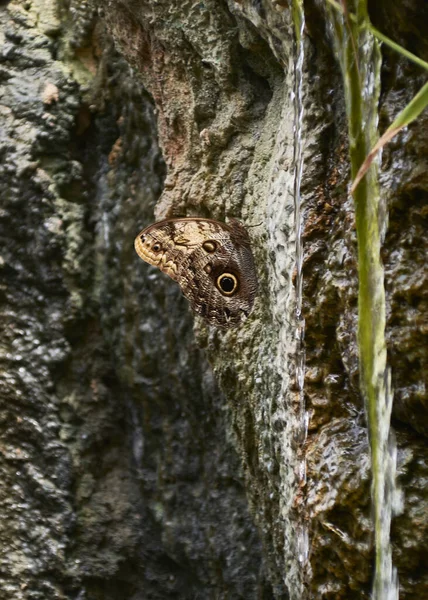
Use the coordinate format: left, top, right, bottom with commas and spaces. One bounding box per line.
134, 218, 258, 328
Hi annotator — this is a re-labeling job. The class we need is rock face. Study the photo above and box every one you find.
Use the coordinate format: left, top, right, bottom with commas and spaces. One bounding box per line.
0, 1, 426, 599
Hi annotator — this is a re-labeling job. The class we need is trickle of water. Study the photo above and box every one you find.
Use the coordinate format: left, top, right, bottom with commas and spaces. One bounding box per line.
297, 524, 309, 565
292, 1, 310, 587
128, 398, 145, 477
95, 161, 111, 251
292, 3, 307, 445
371, 370, 400, 600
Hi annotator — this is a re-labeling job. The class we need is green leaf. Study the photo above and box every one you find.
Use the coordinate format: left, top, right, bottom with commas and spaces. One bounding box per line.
387, 78, 428, 129
351, 79, 428, 193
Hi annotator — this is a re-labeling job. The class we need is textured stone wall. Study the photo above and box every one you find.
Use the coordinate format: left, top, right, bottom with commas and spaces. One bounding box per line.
0, 0, 426, 598
0, 1, 268, 598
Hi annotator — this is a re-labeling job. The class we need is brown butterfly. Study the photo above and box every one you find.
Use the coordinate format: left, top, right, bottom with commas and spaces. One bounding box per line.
134, 218, 258, 328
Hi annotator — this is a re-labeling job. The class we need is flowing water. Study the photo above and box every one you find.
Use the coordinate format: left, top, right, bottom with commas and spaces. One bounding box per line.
292, 0, 309, 568
371, 368, 400, 600
293, 0, 306, 428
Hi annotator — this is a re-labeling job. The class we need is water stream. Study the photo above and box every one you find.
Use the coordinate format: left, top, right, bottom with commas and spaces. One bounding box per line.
291, 0, 309, 568
371, 368, 400, 600
292, 0, 306, 424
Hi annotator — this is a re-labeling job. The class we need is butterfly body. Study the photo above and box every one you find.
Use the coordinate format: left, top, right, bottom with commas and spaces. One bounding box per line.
134, 218, 258, 328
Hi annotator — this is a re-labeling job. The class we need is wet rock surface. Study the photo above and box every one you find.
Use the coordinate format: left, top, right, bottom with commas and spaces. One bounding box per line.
0, 1, 268, 598
0, 0, 427, 598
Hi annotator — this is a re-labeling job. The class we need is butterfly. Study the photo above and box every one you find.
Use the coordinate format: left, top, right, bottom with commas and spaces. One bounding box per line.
134, 218, 258, 328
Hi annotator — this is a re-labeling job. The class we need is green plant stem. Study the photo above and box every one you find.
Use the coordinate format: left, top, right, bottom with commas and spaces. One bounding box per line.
326, 1, 393, 597
347, 10, 387, 598
368, 25, 428, 71
325, 0, 428, 71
